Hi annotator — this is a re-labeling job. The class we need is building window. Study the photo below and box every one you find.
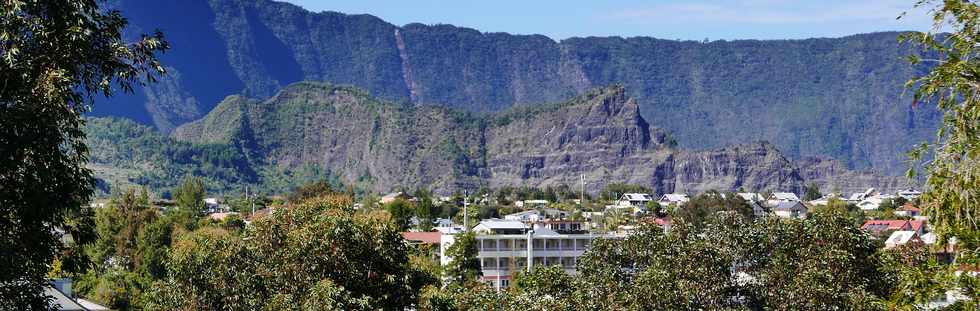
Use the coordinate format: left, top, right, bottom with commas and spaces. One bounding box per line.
499, 239, 513, 251
483, 239, 497, 251
560, 238, 574, 250
516, 239, 527, 249
482, 258, 497, 270
545, 239, 559, 250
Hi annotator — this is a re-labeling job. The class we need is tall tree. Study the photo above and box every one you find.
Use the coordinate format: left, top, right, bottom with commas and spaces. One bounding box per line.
173, 176, 206, 213
384, 198, 414, 231
287, 179, 336, 203
901, 1, 980, 306
147, 194, 428, 310
413, 189, 438, 231
904, 0, 980, 244
803, 182, 822, 201
0, 0, 167, 307
442, 232, 482, 286
672, 191, 753, 227
76, 187, 169, 310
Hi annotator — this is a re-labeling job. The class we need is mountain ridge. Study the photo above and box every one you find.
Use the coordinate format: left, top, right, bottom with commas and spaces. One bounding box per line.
95, 0, 939, 175
158, 82, 907, 195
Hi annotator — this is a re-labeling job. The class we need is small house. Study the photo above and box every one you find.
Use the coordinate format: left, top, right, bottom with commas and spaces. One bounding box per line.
885, 231, 921, 249
471, 220, 528, 235
618, 193, 654, 207
894, 203, 921, 217
658, 193, 690, 206
771, 201, 807, 219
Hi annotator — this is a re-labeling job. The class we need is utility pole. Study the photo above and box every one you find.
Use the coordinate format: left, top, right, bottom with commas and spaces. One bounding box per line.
526, 227, 533, 273
246, 185, 254, 215
580, 174, 586, 206
463, 190, 469, 231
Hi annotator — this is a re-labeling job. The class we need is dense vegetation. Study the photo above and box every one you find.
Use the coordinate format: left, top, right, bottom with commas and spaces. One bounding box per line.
56, 182, 980, 310
0, 1, 168, 307
85, 117, 256, 196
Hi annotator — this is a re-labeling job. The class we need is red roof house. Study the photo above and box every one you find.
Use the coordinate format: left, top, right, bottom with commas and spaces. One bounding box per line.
401, 231, 441, 245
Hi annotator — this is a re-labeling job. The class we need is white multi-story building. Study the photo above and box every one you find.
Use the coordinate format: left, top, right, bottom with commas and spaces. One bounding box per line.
439, 220, 618, 290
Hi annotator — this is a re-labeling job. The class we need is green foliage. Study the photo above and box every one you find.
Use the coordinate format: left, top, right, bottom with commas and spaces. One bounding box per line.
672, 191, 754, 227
513, 265, 579, 304
903, 0, 980, 249
438, 210, 897, 310
803, 182, 822, 201
148, 195, 432, 310
85, 117, 255, 195
77, 187, 177, 309
384, 198, 415, 231
0, 0, 167, 306
813, 197, 866, 227
442, 232, 482, 286
173, 176, 206, 214
287, 179, 338, 203
413, 189, 438, 231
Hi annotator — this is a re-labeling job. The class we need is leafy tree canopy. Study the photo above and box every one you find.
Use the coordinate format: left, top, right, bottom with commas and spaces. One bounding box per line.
0, 0, 167, 306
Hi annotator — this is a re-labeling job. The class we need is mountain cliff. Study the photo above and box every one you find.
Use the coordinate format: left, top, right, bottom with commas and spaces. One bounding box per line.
92, 0, 939, 176
136, 82, 903, 195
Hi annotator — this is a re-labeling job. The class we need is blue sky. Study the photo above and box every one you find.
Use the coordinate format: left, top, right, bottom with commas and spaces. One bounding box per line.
282, 0, 934, 40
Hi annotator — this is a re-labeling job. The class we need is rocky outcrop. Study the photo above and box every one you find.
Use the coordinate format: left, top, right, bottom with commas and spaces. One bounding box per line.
171, 82, 900, 195
796, 157, 912, 194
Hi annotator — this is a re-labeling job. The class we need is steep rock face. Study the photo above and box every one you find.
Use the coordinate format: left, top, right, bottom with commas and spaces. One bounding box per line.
484, 86, 672, 191
672, 142, 805, 195
796, 157, 910, 194
175, 82, 487, 192
172, 83, 899, 195
98, 0, 940, 175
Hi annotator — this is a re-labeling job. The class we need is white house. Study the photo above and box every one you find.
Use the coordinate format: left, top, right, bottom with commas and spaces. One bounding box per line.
439, 226, 619, 290
894, 204, 922, 217
898, 189, 923, 201
857, 194, 898, 211
735, 193, 768, 217
204, 197, 222, 213
846, 188, 877, 203
433, 226, 465, 234
771, 201, 807, 219
618, 193, 654, 207
471, 220, 528, 235
515, 199, 550, 208
885, 231, 921, 249
541, 208, 570, 220
504, 210, 542, 222
766, 192, 800, 206
434, 218, 455, 227
737, 193, 764, 202
808, 193, 841, 206
658, 193, 690, 206
47, 279, 109, 310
